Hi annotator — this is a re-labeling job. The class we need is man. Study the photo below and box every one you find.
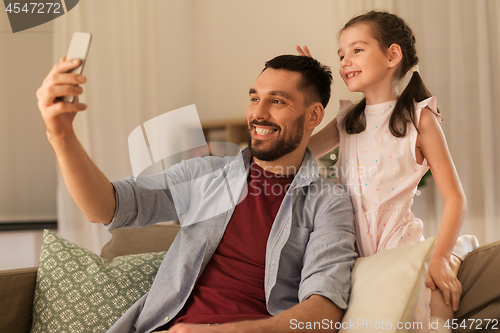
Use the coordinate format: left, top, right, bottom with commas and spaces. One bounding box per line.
37, 54, 357, 332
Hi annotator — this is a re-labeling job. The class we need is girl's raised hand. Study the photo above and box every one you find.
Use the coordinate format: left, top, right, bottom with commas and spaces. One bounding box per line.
295, 45, 312, 58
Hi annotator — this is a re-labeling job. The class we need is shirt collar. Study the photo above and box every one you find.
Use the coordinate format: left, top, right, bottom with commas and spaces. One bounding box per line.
240, 146, 320, 187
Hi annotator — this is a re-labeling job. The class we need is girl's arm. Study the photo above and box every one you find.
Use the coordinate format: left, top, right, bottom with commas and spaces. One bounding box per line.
295, 45, 341, 157
309, 117, 340, 158
416, 108, 467, 312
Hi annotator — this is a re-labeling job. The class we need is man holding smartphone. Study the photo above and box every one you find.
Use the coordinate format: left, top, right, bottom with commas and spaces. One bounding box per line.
37, 54, 357, 333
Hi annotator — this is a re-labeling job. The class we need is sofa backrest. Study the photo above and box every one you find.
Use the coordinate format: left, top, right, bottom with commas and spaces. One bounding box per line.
100, 223, 181, 261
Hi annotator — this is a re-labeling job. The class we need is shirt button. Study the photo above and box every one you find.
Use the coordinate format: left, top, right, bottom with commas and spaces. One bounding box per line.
271, 261, 275, 268
164, 316, 169, 322
191, 285, 194, 289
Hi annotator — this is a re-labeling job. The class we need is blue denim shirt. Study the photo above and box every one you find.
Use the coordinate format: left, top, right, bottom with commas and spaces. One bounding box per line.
106, 147, 356, 333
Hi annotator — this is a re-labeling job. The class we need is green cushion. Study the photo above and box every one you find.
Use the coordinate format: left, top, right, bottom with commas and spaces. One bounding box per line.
31, 230, 166, 333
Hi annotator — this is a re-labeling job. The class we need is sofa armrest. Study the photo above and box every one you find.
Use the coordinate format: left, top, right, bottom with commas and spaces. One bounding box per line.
0, 267, 38, 333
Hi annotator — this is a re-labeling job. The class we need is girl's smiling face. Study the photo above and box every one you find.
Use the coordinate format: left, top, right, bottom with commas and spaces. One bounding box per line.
338, 23, 400, 103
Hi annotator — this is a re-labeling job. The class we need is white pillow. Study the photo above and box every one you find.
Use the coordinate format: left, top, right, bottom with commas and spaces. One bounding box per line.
339, 237, 436, 333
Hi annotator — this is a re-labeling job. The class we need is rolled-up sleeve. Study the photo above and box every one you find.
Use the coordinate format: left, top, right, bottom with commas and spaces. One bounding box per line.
105, 155, 234, 231
298, 192, 357, 310
106, 162, 192, 231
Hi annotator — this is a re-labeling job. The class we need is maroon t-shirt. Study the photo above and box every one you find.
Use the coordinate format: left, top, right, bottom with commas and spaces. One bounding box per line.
163, 161, 294, 328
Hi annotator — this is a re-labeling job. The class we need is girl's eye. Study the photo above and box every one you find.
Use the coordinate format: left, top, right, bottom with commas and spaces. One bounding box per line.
354, 48, 362, 54
339, 56, 344, 61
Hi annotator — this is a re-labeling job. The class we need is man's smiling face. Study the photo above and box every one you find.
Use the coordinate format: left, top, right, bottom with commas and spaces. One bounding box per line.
246, 68, 308, 162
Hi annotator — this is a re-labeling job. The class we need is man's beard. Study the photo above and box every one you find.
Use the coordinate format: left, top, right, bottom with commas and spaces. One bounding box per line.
247, 114, 305, 162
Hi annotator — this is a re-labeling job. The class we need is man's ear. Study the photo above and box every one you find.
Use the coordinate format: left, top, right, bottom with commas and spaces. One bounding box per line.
306, 103, 324, 130
387, 43, 403, 68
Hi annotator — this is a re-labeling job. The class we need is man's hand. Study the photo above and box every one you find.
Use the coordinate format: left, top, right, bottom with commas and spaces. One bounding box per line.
36, 57, 87, 142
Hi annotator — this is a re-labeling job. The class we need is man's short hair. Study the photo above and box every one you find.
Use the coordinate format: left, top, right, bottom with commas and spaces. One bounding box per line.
263, 55, 332, 108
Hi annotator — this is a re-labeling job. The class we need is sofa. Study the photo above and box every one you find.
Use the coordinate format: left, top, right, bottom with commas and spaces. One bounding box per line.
0, 224, 181, 333
0, 224, 498, 333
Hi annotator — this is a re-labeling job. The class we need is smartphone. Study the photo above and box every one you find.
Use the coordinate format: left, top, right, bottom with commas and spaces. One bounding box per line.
60, 32, 92, 103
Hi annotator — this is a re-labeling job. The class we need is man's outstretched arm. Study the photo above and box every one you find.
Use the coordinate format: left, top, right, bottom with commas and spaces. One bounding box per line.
37, 57, 116, 224
168, 294, 343, 333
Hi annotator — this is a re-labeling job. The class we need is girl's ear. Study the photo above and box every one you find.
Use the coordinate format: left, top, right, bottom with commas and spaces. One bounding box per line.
387, 43, 403, 68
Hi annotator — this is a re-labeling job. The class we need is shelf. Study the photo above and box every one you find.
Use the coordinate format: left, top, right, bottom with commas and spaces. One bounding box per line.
201, 118, 248, 147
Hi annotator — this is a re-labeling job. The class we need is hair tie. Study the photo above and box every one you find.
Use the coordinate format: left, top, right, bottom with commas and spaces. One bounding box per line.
410, 65, 419, 74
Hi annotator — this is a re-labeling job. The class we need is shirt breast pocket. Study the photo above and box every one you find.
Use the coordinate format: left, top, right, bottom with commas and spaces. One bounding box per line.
279, 226, 311, 278
288, 226, 311, 243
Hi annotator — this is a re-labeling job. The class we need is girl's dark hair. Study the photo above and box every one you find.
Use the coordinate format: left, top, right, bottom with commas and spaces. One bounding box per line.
341, 11, 439, 137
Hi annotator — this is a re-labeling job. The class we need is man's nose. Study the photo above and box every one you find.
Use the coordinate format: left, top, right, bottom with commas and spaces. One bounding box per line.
252, 101, 270, 120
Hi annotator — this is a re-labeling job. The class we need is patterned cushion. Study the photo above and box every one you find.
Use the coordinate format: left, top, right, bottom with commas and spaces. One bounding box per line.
31, 230, 166, 333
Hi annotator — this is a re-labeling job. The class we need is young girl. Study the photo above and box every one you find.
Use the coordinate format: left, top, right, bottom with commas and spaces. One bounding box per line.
298, 11, 468, 333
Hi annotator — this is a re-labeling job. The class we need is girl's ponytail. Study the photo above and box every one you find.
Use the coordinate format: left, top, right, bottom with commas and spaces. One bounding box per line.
390, 71, 439, 137
343, 98, 366, 134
